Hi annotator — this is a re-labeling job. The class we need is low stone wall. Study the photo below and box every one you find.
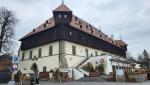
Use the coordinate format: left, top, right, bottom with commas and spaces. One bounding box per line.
128, 73, 147, 82
116, 76, 125, 82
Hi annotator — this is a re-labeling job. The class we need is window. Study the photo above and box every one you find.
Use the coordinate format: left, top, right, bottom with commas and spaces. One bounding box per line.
38, 48, 42, 58
44, 24, 46, 28
72, 46, 76, 55
85, 49, 89, 58
59, 14, 61, 18
64, 15, 67, 18
49, 46, 53, 56
82, 37, 85, 40
100, 35, 102, 38
29, 51, 33, 59
43, 66, 46, 72
91, 30, 93, 33
75, 17, 77, 20
22, 52, 25, 60
80, 25, 82, 28
70, 31, 72, 35
91, 53, 93, 57
95, 51, 98, 56
46, 20, 48, 24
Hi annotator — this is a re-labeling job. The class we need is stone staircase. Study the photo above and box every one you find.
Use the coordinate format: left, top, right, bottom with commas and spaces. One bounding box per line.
76, 58, 89, 67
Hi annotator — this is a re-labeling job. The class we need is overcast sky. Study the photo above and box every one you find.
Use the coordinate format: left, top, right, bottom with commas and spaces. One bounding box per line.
0, 0, 150, 58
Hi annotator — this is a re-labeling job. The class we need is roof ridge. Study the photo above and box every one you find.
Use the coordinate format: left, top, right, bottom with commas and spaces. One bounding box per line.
53, 4, 71, 12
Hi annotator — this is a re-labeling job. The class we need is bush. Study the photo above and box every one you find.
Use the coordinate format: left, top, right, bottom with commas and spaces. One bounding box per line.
96, 64, 104, 73
82, 62, 95, 72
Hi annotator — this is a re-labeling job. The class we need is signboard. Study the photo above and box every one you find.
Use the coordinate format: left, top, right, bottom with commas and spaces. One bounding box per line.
12, 56, 20, 64
116, 69, 124, 76
13, 64, 17, 68
8, 81, 15, 85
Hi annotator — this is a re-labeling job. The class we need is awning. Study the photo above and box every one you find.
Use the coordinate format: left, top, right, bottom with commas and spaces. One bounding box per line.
59, 69, 69, 72
21, 70, 35, 74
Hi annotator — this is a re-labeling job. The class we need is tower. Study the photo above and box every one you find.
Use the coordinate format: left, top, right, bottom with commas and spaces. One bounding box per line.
53, 3, 72, 25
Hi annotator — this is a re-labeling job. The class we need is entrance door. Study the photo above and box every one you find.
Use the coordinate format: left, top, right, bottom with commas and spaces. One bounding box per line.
112, 66, 116, 81
31, 63, 39, 73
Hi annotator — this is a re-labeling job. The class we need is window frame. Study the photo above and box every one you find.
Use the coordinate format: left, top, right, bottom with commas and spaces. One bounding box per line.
29, 50, 33, 59
22, 52, 25, 60
38, 48, 42, 58
72, 46, 76, 55
49, 46, 53, 56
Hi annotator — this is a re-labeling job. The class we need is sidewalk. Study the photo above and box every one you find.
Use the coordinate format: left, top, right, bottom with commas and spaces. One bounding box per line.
1, 80, 150, 85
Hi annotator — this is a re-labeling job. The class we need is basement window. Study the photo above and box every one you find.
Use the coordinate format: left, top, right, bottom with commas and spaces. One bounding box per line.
43, 66, 47, 72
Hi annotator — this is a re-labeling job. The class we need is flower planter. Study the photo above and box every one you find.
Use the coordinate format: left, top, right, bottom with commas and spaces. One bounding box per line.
89, 72, 99, 77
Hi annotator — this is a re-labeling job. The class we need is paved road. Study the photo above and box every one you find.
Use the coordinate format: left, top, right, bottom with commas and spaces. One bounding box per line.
39, 81, 150, 85
1, 81, 150, 85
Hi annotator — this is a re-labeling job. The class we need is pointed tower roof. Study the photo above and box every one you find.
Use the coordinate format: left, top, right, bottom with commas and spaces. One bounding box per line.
53, 3, 71, 12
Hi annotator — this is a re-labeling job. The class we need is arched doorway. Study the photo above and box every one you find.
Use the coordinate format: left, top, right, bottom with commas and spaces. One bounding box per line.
31, 63, 39, 73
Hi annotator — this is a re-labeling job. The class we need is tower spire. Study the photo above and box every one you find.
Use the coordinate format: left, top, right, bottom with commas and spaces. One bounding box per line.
62, 0, 64, 4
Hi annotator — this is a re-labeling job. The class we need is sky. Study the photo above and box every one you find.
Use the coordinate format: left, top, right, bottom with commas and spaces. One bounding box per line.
0, 0, 150, 58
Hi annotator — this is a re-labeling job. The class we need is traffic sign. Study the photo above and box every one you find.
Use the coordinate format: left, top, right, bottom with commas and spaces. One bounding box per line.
12, 56, 20, 64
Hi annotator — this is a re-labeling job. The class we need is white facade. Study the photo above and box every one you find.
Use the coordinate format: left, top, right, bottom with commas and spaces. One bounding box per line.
19, 42, 59, 72
18, 41, 122, 73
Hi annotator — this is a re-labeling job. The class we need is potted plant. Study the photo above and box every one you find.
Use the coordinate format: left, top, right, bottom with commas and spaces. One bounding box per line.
96, 64, 104, 75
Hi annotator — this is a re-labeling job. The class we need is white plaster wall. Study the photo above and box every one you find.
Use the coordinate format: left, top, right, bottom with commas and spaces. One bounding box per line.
64, 41, 109, 67
64, 41, 105, 57
65, 55, 85, 67
105, 56, 113, 74
18, 41, 59, 72
73, 68, 84, 80
19, 42, 59, 60
18, 55, 59, 72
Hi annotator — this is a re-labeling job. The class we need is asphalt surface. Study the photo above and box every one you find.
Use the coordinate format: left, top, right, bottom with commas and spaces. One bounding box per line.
1, 81, 150, 85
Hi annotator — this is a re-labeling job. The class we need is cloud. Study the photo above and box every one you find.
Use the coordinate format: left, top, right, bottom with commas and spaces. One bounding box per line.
0, 0, 150, 58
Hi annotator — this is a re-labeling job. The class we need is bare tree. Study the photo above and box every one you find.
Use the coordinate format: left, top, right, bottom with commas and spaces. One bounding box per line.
137, 49, 150, 68
0, 7, 18, 55
143, 49, 150, 68
143, 49, 150, 60
137, 54, 143, 61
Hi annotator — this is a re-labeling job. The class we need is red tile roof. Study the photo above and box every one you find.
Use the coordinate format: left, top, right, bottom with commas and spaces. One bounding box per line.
114, 40, 128, 46
53, 4, 71, 12
20, 4, 127, 48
